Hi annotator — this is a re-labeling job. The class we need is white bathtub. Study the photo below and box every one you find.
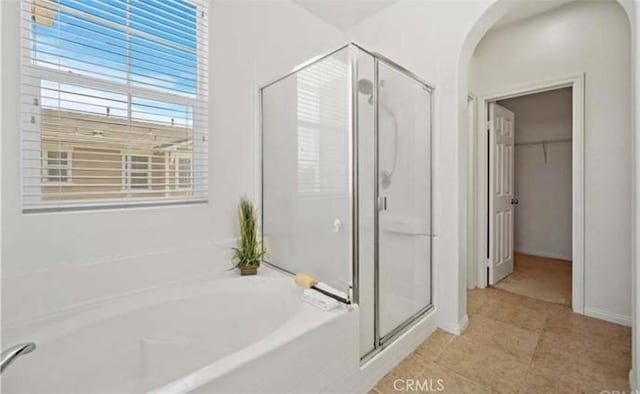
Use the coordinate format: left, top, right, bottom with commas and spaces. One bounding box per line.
1, 269, 358, 393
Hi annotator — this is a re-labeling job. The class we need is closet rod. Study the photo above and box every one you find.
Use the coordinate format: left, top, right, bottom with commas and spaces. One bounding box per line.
515, 138, 572, 146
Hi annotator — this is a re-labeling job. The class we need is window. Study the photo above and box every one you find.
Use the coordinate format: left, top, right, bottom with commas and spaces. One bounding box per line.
43, 150, 71, 183
21, 0, 208, 210
126, 155, 151, 190
177, 157, 192, 189
296, 57, 348, 196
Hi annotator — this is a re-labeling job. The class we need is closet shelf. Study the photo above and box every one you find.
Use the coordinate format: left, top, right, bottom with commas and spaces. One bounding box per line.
515, 138, 571, 163
515, 138, 572, 146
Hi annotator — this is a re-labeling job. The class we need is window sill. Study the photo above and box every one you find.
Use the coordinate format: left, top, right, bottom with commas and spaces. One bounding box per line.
22, 198, 208, 214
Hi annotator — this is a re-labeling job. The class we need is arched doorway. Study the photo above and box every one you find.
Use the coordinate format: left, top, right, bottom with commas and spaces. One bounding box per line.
458, 0, 638, 387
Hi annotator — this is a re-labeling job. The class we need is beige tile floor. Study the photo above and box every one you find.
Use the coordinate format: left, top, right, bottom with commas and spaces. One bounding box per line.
371, 288, 631, 393
494, 253, 572, 305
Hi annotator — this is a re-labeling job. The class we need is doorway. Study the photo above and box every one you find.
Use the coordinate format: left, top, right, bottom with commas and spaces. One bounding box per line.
489, 88, 573, 305
473, 75, 585, 313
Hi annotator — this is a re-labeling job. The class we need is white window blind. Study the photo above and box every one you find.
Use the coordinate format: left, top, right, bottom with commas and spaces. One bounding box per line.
296, 57, 348, 196
21, 0, 208, 210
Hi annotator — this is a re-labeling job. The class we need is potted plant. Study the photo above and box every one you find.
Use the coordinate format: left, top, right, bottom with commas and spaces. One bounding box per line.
233, 198, 266, 276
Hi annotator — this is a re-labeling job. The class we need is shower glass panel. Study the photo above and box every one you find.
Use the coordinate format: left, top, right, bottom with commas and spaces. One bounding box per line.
378, 62, 432, 339
261, 47, 351, 292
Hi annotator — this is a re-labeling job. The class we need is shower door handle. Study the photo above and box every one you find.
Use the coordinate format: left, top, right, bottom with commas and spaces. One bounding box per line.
378, 197, 387, 211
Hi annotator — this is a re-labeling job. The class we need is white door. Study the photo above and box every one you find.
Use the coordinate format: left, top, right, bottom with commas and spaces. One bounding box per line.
489, 103, 515, 284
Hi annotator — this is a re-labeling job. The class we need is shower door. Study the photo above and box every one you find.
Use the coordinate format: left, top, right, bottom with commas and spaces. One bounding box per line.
376, 61, 432, 341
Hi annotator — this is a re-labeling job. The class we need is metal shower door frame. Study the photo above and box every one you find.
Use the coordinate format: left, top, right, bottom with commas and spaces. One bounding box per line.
366, 49, 435, 359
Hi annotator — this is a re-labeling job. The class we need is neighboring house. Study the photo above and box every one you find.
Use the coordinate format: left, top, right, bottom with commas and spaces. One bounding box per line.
40, 108, 193, 201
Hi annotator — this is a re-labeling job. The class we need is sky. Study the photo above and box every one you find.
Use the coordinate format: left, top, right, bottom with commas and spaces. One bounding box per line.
34, 0, 199, 126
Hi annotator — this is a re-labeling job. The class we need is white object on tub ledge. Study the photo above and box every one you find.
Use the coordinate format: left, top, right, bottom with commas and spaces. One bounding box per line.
315, 282, 348, 301
302, 289, 339, 311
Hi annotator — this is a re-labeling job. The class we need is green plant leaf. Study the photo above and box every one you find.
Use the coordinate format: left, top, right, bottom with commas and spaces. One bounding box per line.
232, 198, 267, 268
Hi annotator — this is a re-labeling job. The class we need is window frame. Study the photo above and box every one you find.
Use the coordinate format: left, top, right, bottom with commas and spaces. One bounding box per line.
20, 0, 209, 211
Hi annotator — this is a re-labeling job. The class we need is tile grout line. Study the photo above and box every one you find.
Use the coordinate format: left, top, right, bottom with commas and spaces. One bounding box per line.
432, 331, 456, 360
434, 328, 538, 394
431, 329, 491, 391
376, 288, 631, 393
443, 291, 548, 393
514, 311, 552, 393
514, 334, 543, 393
433, 360, 491, 392
372, 331, 458, 393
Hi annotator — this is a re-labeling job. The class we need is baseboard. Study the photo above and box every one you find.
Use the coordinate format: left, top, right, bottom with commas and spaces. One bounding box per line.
584, 307, 631, 327
438, 314, 469, 335
514, 248, 571, 261
629, 369, 637, 392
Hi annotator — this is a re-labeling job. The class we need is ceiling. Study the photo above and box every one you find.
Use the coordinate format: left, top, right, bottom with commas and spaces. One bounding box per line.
492, 0, 576, 29
294, 0, 396, 31
295, 0, 577, 32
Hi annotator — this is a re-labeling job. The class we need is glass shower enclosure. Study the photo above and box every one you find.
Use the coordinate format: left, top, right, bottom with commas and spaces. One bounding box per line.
260, 43, 433, 359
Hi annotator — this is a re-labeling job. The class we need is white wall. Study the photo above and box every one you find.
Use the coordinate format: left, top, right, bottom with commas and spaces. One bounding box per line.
470, 0, 631, 323
0, 0, 345, 325
630, 0, 640, 387
498, 88, 572, 261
